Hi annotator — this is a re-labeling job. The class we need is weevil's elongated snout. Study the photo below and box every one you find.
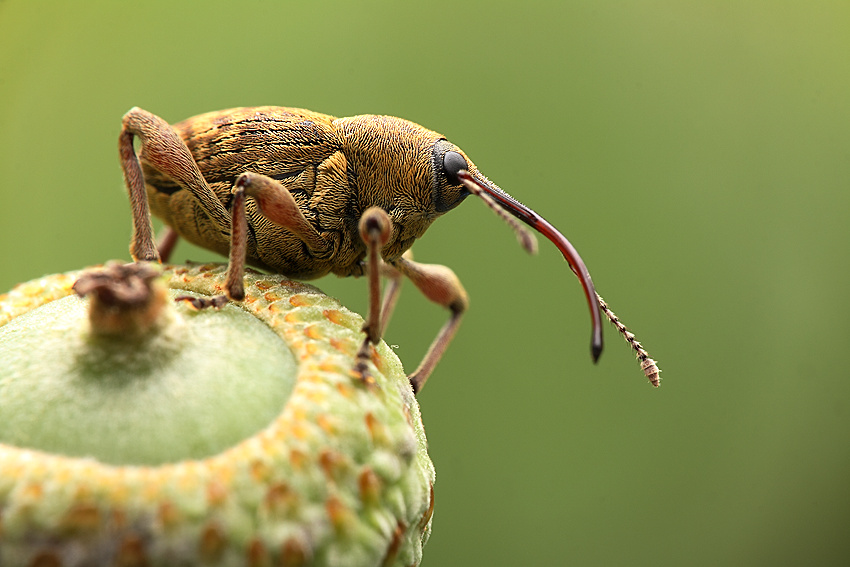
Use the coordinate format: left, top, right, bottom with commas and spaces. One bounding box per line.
456, 169, 604, 362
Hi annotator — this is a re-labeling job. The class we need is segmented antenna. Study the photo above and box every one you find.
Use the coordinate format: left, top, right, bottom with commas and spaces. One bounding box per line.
461, 178, 539, 255
595, 292, 661, 387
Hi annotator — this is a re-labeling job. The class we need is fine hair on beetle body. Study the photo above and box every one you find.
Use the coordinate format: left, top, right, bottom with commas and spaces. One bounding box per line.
118, 106, 660, 393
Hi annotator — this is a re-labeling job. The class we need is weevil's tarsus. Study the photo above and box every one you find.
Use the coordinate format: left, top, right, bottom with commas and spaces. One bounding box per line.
595, 292, 661, 387
457, 169, 604, 363
175, 295, 229, 310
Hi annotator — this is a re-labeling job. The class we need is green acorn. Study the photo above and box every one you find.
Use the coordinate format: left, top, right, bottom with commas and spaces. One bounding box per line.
0, 262, 435, 567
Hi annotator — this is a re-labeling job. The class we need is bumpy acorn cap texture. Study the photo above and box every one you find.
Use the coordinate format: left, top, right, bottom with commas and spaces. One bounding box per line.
0, 263, 435, 567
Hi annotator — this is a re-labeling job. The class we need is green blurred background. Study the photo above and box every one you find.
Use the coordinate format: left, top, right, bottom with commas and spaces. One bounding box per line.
2, 1, 848, 565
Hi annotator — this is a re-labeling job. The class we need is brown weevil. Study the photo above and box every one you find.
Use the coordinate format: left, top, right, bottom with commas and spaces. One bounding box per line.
119, 106, 660, 393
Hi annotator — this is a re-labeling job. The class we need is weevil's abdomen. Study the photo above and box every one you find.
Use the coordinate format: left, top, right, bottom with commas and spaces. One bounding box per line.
173, 107, 341, 179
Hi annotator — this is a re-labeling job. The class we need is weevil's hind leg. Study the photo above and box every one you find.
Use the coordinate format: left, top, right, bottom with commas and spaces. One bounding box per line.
119, 107, 231, 263
391, 256, 469, 394
156, 227, 180, 263
119, 113, 160, 263
352, 207, 393, 384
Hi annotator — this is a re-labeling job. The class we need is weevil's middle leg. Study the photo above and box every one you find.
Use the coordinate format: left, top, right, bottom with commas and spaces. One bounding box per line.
156, 227, 180, 263
223, 172, 333, 302
179, 171, 333, 310
175, 183, 249, 310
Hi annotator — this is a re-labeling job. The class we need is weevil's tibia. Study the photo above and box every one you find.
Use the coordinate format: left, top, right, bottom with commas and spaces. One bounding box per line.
378, 257, 406, 337
224, 184, 248, 301
353, 207, 393, 384
391, 257, 468, 394
171, 181, 249, 309
353, 211, 469, 393
595, 292, 661, 387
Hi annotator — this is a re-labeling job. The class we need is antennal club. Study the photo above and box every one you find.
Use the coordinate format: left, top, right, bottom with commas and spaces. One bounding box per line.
595, 292, 661, 387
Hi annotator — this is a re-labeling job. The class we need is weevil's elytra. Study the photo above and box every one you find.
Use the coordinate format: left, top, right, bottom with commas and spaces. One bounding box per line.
120, 106, 660, 392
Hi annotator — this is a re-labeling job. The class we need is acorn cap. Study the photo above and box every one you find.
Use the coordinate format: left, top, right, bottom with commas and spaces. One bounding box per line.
0, 263, 435, 567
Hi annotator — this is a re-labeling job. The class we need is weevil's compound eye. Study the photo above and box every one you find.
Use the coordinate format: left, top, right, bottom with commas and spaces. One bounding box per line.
442, 151, 468, 184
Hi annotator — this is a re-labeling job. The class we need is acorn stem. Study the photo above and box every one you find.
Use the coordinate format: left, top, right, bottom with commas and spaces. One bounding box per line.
72, 261, 170, 337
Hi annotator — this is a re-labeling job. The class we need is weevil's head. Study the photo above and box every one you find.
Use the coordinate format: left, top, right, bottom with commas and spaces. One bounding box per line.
338, 114, 603, 361
336, 115, 473, 212
336, 115, 480, 253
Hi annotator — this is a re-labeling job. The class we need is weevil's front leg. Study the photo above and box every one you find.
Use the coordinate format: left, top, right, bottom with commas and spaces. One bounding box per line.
352, 208, 393, 382
119, 107, 230, 262
391, 256, 469, 394
349, 211, 465, 392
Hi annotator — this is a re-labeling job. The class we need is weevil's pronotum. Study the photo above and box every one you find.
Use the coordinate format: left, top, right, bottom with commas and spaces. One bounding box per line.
119, 106, 660, 392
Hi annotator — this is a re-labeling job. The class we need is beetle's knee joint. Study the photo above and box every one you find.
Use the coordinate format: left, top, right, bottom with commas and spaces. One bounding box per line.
449, 297, 468, 315
234, 172, 253, 190
359, 207, 391, 246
